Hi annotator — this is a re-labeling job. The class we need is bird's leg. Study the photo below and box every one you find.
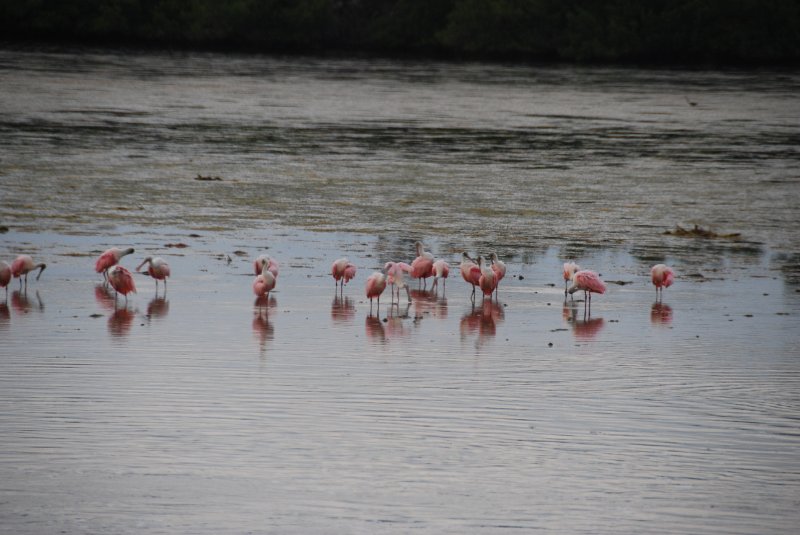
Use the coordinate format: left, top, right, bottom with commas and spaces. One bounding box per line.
405, 286, 411, 303
471, 285, 476, 303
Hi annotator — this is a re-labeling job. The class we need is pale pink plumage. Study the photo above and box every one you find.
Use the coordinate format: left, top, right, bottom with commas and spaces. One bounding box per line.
651, 264, 675, 300
95, 247, 134, 275
254, 255, 279, 278
107, 265, 136, 300
136, 256, 170, 293
331, 257, 357, 288
10, 254, 46, 285
411, 241, 435, 286
365, 271, 387, 311
478, 256, 497, 298
253, 271, 276, 297
563, 261, 580, 295
569, 270, 606, 295
431, 259, 450, 291
460, 252, 482, 301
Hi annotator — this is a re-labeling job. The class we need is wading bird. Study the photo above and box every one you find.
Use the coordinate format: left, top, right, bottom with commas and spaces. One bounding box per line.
568, 270, 606, 313
651, 264, 675, 300
431, 259, 450, 292
365, 270, 388, 314
411, 241, 434, 289
563, 262, 580, 296
253, 270, 276, 300
107, 265, 136, 304
1, 261, 11, 298
477, 256, 497, 301
96, 247, 134, 281
331, 257, 357, 291
385, 261, 413, 303
11, 255, 46, 288
136, 256, 171, 294
489, 252, 506, 299
460, 252, 481, 302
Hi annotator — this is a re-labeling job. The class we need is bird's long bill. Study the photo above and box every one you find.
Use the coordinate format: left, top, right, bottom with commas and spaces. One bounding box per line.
136, 259, 149, 271
35, 264, 46, 281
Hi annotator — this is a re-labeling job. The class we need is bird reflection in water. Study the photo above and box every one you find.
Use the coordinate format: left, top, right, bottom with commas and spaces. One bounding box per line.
410, 289, 448, 320
146, 296, 170, 320
94, 284, 117, 312
563, 300, 604, 341
253, 295, 277, 352
331, 294, 355, 324
108, 307, 135, 337
365, 314, 385, 343
650, 302, 673, 325
11, 290, 44, 314
0, 302, 9, 329
460, 300, 504, 347
385, 302, 411, 340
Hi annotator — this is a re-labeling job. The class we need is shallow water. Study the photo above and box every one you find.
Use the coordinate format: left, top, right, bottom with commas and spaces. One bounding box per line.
1, 48, 800, 533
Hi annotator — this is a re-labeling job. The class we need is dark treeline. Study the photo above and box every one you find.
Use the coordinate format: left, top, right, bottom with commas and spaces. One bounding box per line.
2, 0, 799, 64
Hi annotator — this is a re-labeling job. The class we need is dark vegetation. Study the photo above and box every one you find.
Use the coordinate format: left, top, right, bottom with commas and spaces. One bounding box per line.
2, 0, 799, 64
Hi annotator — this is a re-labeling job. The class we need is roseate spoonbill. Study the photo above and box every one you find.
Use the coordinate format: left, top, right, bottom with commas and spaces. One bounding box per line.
477, 256, 497, 301
563, 262, 580, 296
431, 259, 450, 292
460, 252, 481, 302
0, 261, 11, 298
411, 241, 435, 288
95, 247, 134, 280
11, 255, 46, 288
136, 256, 170, 293
489, 252, 506, 299
568, 270, 606, 312
107, 265, 136, 304
651, 264, 674, 300
254, 254, 279, 279
331, 257, 357, 291
253, 270, 276, 299
366, 270, 388, 314
385, 261, 413, 303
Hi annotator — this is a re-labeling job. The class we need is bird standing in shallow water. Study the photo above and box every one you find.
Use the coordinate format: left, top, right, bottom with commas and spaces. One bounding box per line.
95, 247, 134, 281
1, 261, 11, 299
253, 270, 276, 300
136, 257, 171, 294
489, 252, 506, 300
563, 262, 580, 296
431, 259, 450, 293
385, 262, 413, 303
366, 270, 388, 314
460, 252, 481, 302
411, 241, 435, 289
331, 257, 357, 292
107, 265, 136, 305
11, 255, 46, 289
477, 256, 497, 301
651, 264, 674, 300
568, 270, 606, 314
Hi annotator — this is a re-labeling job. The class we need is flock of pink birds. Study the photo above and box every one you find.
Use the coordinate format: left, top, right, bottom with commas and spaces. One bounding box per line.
1, 241, 675, 313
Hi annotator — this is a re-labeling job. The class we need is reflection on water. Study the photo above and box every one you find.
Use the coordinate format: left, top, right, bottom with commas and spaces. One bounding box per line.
108, 307, 135, 337
10, 290, 44, 314
460, 300, 504, 347
410, 289, 448, 320
330, 294, 355, 323
651, 302, 674, 325
0, 302, 9, 328
94, 284, 117, 312
146, 296, 169, 319
252, 299, 276, 353
364, 314, 385, 343
563, 300, 605, 340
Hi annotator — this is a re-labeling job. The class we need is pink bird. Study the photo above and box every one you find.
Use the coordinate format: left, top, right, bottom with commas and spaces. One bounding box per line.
1, 261, 11, 298
460, 252, 481, 301
651, 264, 675, 300
489, 252, 506, 299
253, 270, 276, 300
410, 241, 435, 288
365, 270, 388, 313
254, 254, 279, 279
95, 247, 134, 280
568, 270, 606, 312
431, 259, 450, 292
562, 261, 580, 296
477, 256, 497, 300
11, 254, 46, 288
136, 256, 171, 294
384, 261, 413, 303
107, 265, 136, 304
331, 257, 357, 291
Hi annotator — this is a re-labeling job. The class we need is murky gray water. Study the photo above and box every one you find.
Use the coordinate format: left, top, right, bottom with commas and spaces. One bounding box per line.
1, 48, 800, 533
